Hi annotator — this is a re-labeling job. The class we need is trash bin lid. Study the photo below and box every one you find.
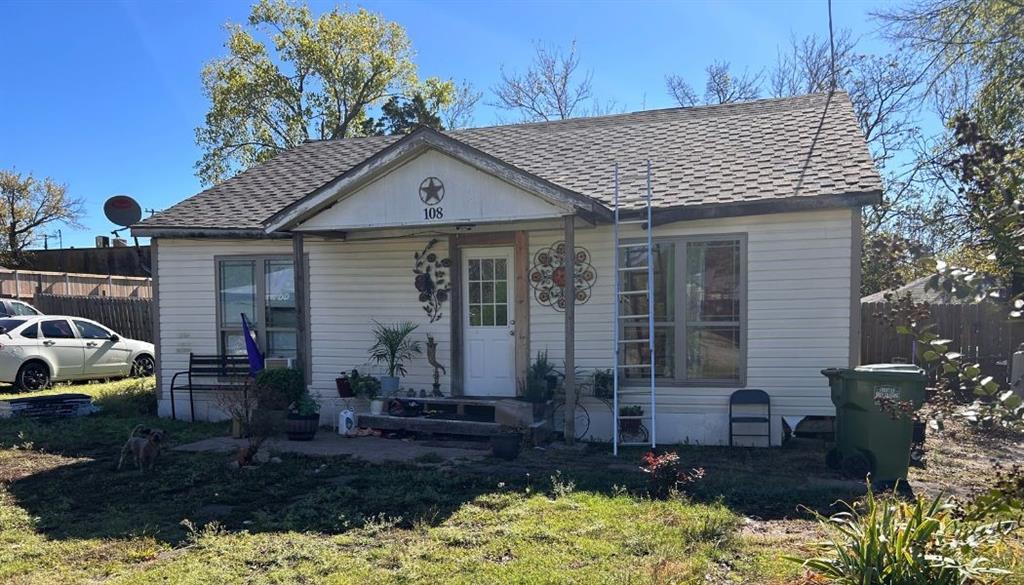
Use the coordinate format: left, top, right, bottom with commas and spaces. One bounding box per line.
855, 363, 925, 375
822, 363, 927, 381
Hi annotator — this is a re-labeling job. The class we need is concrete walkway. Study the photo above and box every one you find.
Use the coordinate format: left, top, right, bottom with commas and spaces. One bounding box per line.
174, 433, 489, 464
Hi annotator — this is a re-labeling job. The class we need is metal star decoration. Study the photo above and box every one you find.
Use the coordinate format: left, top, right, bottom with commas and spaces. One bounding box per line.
419, 177, 444, 205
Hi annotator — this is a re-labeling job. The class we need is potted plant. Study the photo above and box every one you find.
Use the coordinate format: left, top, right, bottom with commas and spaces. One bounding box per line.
255, 367, 306, 434
335, 372, 353, 398
619, 405, 644, 434
530, 351, 559, 392
369, 320, 423, 395
350, 369, 383, 414
286, 392, 321, 441
593, 369, 614, 399
492, 426, 524, 460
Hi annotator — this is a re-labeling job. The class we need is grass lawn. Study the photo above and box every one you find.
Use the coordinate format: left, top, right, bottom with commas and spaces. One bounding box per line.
0, 378, 1020, 583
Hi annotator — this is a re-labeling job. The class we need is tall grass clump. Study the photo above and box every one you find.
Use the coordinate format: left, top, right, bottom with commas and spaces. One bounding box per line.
792, 480, 1022, 584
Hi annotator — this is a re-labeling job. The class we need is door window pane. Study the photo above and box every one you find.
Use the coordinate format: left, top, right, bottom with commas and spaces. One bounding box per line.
686, 326, 741, 380
41, 319, 75, 339
467, 255, 510, 328
74, 320, 112, 339
265, 260, 296, 328
220, 261, 255, 328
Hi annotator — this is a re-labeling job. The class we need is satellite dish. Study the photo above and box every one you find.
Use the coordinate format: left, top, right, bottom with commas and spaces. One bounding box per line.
104, 195, 142, 227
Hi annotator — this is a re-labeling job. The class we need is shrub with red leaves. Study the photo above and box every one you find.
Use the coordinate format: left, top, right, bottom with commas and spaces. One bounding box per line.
640, 451, 705, 498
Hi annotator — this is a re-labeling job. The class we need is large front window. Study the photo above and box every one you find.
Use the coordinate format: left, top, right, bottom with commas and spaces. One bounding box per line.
621, 236, 745, 385
217, 257, 296, 358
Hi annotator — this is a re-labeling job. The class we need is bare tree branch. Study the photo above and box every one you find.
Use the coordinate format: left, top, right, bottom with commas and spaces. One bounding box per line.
491, 40, 594, 121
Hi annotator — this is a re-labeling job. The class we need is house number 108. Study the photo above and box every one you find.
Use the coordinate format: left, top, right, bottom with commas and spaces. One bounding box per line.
424, 207, 444, 220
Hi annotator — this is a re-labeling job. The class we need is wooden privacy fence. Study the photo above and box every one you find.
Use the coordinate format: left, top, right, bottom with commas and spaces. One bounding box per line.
32, 294, 153, 342
862, 302, 1024, 383
0, 268, 151, 300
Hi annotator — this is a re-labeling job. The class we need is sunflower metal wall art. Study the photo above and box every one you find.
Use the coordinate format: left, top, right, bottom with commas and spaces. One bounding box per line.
413, 239, 451, 323
528, 241, 596, 311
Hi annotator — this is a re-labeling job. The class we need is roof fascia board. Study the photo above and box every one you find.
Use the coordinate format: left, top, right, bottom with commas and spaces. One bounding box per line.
130, 227, 290, 239
644, 190, 881, 226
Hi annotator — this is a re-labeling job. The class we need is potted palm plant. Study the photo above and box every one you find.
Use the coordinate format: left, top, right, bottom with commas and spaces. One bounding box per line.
369, 320, 422, 396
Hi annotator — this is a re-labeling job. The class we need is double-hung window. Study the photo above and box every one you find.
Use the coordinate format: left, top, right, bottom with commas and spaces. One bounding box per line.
217, 257, 297, 358
620, 235, 745, 385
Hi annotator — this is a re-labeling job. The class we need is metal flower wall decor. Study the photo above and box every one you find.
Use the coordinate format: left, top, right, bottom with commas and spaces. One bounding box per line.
413, 239, 451, 323
528, 240, 596, 311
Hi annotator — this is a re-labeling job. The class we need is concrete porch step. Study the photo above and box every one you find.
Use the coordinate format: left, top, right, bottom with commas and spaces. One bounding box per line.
359, 414, 551, 442
359, 414, 503, 437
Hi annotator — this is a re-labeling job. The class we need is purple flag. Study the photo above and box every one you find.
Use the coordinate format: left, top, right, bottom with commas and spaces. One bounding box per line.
241, 313, 264, 374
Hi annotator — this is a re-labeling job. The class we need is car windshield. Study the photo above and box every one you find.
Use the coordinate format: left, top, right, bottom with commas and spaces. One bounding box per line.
0, 318, 27, 332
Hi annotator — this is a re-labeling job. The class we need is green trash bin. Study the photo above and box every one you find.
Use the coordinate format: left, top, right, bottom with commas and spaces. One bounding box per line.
822, 364, 927, 484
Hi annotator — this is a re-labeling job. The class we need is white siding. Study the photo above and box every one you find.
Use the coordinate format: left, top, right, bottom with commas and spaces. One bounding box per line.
155, 239, 292, 420
527, 208, 856, 445
305, 237, 450, 414
298, 149, 566, 231
155, 207, 857, 445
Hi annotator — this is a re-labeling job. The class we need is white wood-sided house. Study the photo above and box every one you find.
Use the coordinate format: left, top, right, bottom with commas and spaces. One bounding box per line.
132, 92, 881, 447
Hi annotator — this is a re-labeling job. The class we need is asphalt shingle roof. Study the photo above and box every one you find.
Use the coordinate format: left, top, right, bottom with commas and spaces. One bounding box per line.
139, 91, 881, 231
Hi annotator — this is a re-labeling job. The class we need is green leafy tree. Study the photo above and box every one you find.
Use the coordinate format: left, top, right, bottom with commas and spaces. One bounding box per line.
0, 169, 83, 267
878, 0, 1024, 142
195, 0, 462, 185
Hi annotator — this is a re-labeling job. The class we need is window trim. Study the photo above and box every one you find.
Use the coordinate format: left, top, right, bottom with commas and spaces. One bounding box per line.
214, 254, 298, 358
620, 233, 747, 388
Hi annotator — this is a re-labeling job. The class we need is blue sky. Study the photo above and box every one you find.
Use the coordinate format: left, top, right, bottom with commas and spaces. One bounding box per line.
2, 0, 893, 248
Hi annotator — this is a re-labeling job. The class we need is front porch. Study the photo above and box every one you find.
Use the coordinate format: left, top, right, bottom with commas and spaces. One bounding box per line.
277, 130, 611, 444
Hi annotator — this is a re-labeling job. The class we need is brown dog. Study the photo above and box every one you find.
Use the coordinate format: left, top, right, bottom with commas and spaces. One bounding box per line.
117, 424, 166, 473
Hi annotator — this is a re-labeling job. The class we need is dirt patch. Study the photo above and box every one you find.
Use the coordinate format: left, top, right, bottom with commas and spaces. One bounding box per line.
909, 419, 1024, 498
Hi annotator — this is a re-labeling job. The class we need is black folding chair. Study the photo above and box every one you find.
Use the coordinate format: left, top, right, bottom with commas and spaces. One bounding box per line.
729, 389, 771, 447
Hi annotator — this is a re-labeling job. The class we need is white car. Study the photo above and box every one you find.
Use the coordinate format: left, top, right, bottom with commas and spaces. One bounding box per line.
0, 316, 155, 390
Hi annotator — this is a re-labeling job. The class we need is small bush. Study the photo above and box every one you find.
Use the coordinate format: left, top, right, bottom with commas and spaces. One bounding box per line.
254, 368, 305, 409
640, 451, 705, 499
793, 484, 1020, 584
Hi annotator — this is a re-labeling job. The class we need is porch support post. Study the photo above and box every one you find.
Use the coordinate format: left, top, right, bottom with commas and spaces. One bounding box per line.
562, 215, 576, 445
514, 231, 530, 394
449, 235, 464, 396
292, 233, 309, 380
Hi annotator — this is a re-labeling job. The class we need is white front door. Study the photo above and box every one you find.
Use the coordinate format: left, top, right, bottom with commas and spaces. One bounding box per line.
463, 248, 515, 396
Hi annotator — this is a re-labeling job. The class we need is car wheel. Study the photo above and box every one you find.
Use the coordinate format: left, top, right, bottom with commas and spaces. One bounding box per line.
16, 362, 50, 391
131, 355, 155, 377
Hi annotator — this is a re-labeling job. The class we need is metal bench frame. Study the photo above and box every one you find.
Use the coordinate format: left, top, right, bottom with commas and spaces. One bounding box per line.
169, 353, 252, 421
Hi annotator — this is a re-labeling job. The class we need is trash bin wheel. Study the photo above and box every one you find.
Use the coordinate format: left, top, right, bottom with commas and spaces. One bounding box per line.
841, 450, 873, 480
825, 447, 842, 470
